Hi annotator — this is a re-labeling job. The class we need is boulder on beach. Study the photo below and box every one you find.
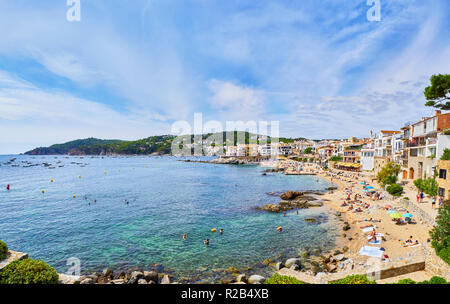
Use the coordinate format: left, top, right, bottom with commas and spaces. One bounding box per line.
248, 275, 265, 284
284, 258, 301, 268
144, 271, 158, 283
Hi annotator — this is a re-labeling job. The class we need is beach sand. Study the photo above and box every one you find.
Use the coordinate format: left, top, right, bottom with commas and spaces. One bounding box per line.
279, 161, 447, 281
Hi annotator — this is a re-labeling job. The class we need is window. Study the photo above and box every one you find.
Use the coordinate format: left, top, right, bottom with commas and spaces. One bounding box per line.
439, 187, 445, 197
439, 169, 447, 179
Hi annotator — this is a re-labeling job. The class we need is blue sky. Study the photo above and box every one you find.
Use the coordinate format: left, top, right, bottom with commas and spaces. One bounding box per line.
0, 0, 449, 154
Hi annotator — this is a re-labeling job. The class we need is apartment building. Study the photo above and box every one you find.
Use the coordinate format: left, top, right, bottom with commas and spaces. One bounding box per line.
402, 111, 450, 180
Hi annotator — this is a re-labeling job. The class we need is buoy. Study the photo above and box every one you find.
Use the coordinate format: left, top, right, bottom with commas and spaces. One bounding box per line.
118, 169, 120, 172
276, 226, 282, 231
104, 171, 107, 174
73, 195, 76, 198
211, 228, 217, 232
50, 179, 54, 182
78, 176, 81, 179
42, 190, 45, 194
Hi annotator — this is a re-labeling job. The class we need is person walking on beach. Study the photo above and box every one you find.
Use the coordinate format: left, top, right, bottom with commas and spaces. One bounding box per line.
416, 193, 420, 203
438, 196, 443, 208
432, 197, 436, 209
420, 191, 424, 203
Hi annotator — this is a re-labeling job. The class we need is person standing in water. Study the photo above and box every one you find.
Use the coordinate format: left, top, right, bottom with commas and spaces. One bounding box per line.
183, 234, 187, 240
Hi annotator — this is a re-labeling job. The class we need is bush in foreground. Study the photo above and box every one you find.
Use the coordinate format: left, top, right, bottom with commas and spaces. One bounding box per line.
386, 183, 403, 196
430, 200, 450, 266
395, 276, 448, 284
329, 275, 376, 284
0, 259, 59, 284
0, 240, 8, 261
264, 273, 307, 284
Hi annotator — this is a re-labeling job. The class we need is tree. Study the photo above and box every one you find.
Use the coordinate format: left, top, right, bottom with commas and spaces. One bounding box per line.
424, 74, 450, 110
304, 147, 313, 154
414, 178, 438, 196
430, 201, 450, 265
329, 155, 343, 162
377, 162, 401, 187
441, 148, 450, 161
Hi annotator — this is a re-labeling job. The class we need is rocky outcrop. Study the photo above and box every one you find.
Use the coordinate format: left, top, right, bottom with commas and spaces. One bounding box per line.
247, 275, 265, 284
257, 197, 324, 213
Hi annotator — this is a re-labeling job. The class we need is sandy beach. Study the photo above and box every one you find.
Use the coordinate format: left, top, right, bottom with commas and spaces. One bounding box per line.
275, 160, 449, 281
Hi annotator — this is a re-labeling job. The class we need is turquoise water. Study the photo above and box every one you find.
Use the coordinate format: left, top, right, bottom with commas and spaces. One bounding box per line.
0, 155, 339, 281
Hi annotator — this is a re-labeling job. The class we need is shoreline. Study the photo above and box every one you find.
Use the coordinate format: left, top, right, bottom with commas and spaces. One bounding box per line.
2, 155, 447, 284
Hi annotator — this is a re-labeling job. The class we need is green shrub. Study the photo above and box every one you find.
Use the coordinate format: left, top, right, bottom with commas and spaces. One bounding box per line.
430, 201, 450, 266
264, 273, 307, 284
395, 278, 416, 284
427, 276, 448, 284
377, 162, 400, 187
394, 276, 447, 284
386, 183, 403, 196
329, 156, 343, 162
441, 148, 450, 160
329, 274, 376, 284
0, 240, 8, 261
0, 259, 59, 284
414, 178, 438, 196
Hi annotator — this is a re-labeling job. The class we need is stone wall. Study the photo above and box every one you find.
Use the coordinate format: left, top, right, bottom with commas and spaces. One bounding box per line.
437, 160, 450, 200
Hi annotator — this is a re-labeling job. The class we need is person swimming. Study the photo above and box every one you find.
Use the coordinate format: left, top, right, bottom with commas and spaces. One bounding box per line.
183, 234, 187, 240
6, 184, 10, 190
204, 238, 209, 245
219, 229, 224, 234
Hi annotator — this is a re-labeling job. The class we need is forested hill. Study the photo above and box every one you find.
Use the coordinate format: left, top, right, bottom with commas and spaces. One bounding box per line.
24, 133, 307, 155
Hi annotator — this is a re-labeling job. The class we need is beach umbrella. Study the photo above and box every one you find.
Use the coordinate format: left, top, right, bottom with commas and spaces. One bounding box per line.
387, 210, 398, 214
366, 186, 374, 189
403, 213, 413, 218
389, 213, 402, 219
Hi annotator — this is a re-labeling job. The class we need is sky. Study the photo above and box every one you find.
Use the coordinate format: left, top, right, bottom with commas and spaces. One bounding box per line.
0, 0, 449, 154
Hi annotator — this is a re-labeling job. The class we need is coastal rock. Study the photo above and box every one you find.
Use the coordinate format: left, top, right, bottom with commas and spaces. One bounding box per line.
335, 254, 345, 261
248, 275, 265, 284
305, 218, 317, 223
127, 271, 144, 284
236, 274, 248, 283
280, 191, 303, 200
138, 279, 148, 284
111, 279, 125, 284
102, 268, 114, 278
161, 275, 171, 284
144, 271, 158, 283
80, 278, 94, 284
58, 274, 81, 284
274, 262, 284, 271
284, 258, 301, 268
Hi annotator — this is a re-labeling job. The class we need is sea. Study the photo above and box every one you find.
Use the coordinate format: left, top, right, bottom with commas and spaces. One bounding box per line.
0, 155, 340, 282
